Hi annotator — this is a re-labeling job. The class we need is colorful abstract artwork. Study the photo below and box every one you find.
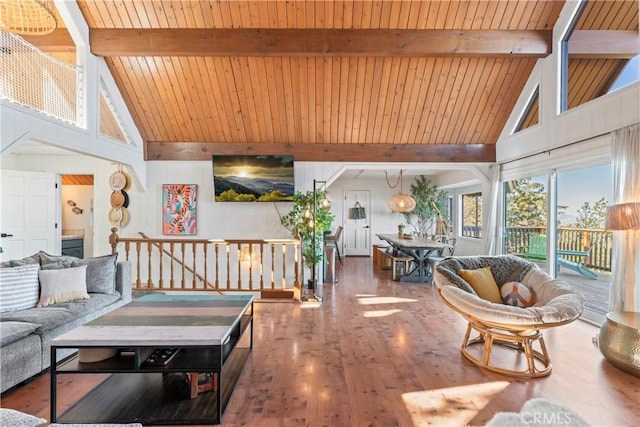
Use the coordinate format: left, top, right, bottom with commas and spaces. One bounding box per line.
162, 184, 197, 235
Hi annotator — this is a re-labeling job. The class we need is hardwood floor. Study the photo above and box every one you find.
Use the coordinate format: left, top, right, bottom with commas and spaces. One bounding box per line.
2, 257, 639, 426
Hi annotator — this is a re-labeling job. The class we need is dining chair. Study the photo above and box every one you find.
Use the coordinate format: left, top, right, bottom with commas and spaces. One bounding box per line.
324, 225, 343, 264
427, 236, 457, 278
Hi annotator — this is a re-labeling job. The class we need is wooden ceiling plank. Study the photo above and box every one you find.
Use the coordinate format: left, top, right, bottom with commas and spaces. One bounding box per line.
420, 57, 450, 143
459, 58, 497, 144
162, 56, 201, 142
123, 57, 167, 142
233, 57, 261, 143
371, 57, 393, 143
197, 57, 230, 142
363, 57, 384, 143
569, 30, 639, 59
386, 56, 412, 143
439, 57, 475, 144
260, 57, 279, 142
280, 57, 297, 142
221, 56, 252, 142
405, 57, 435, 143
329, 57, 342, 143
106, 59, 155, 143
150, 56, 185, 141
344, 56, 360, 144
456, 57, 489, 143
182, 56, 221, 142
396, 57, 421, 143
145, 142, 496, 163
314, 57, 326, 143
433, 57, 464, 144
321, 57, 333, 143
88, 28, 552, 57
337, 57, 351, 143
272, 57, 291, 142
354, 57, 372, 143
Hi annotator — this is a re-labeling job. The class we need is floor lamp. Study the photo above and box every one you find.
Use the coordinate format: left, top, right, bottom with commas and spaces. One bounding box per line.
598, 202, 640, 377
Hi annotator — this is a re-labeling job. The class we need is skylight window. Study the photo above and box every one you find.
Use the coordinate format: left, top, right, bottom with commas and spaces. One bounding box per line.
609, 55, 639, 93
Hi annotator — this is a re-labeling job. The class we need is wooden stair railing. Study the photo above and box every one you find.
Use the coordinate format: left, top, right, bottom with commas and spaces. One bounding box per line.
109, 228, 302, 295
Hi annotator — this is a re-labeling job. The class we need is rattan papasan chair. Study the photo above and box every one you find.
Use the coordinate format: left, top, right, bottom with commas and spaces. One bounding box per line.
433, 255, 584, 378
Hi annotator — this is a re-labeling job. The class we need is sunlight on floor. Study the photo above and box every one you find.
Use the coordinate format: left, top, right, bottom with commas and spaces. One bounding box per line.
402, 381, 510, 426
357, 296, 418, 305
363, 309, 403, 317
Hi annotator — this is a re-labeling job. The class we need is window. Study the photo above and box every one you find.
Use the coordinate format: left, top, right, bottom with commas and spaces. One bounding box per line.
461, 192, 482, 238
503, 176, 548, 257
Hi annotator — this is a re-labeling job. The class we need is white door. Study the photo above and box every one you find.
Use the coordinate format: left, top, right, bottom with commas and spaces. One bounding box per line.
343, 190, 371, 256
1, 170, 60, 261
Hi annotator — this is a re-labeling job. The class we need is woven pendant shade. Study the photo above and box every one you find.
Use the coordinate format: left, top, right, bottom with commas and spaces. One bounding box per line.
387, 170, 416, 213
0, 0, 57, 35
388, 194, 416, 213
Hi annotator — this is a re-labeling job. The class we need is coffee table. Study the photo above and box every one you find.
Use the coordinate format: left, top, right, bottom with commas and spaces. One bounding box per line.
50, 294, 254, 425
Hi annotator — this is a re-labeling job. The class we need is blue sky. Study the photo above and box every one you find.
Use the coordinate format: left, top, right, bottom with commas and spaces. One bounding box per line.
557, 165, 612, 225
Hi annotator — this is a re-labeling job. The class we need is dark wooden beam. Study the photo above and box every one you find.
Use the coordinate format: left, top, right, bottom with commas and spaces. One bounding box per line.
20, 28, 75, 53
90, 28, 551, 58
569, 30, 639, 59
145, 142, 495, 163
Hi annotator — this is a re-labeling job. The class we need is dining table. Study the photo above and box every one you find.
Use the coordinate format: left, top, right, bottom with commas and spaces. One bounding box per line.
376, 233, 450, 282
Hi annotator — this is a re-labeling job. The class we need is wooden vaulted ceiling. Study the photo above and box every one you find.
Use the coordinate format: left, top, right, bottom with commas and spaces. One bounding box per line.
21, 1, 639, 163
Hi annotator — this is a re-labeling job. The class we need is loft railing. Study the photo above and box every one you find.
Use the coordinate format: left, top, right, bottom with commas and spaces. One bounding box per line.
504, 226, 612, 272
109, 229, 302, 294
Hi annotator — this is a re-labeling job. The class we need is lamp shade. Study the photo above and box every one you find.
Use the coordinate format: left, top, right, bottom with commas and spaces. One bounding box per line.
388, 194, 416, 213
0, 0, 57, 35
605, 202, 640, 230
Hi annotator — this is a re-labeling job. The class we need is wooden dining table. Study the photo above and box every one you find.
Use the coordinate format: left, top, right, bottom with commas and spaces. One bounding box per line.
376, 234, 450, 282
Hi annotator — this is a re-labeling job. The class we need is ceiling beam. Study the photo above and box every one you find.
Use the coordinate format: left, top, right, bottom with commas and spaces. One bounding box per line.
20, 28, 75, 53
569, 30, 639, 59
145, 142, 495, 163
90, 28, 551, 58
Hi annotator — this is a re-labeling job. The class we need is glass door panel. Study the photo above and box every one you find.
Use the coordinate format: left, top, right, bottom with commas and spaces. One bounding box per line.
556, 165, 612, 323
503, 176, 548, 269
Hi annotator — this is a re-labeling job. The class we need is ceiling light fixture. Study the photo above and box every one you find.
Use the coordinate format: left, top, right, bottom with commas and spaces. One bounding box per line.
0, 0, 57, 36
386, 170, 416, 213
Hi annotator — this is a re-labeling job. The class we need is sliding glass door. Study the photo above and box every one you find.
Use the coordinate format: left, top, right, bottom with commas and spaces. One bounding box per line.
556, 165, 612, 323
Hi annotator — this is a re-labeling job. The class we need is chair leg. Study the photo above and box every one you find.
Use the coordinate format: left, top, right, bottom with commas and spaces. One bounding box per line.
334, 242, 342, 264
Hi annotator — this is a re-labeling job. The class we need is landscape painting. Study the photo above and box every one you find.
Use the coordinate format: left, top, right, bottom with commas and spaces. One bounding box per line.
212, 155, 295, 202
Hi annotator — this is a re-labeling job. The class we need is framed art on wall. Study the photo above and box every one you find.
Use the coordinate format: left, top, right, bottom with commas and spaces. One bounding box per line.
162, 184, 197, 235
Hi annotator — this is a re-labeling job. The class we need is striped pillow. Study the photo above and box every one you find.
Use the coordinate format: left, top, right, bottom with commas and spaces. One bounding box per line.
0, 264, 40, 313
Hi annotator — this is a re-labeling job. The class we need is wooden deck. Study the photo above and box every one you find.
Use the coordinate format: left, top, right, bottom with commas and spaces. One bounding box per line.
533, 261, 611, 321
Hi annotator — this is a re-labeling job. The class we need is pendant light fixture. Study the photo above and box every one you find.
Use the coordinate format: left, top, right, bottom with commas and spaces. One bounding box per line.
0, 0, 58, 36
386, 170, 416, 213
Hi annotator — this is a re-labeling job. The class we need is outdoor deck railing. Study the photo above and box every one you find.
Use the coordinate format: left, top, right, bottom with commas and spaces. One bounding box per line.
504, 226, 612, 272
109, 229, 302, 293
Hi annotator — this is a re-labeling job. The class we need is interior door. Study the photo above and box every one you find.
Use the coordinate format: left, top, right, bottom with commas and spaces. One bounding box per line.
1, 170, 60, 261
343, 190, 370, 256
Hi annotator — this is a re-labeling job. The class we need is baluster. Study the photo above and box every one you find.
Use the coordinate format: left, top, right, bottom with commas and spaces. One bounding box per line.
135, 242, 141, 288
271, 243, 276, 289
203, 243, 208, 290
215, 243, 220, 288
147, 241, 153, 289
192, 242, 197, 289
248, 243, 253, 290
124, 241, 131, 261
170, 242, 175, 289
180, 242, 186, 289
158, 242, 164, 289
226, 244, 231, 289
237, 243, 242, 290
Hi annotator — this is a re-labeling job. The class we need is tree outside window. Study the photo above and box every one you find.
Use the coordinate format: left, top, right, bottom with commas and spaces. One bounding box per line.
462, 192, 482, 238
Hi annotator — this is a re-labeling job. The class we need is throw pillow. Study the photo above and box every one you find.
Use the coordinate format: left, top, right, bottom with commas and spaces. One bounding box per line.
72, 253, 118, 294
459, 266, 503, 304
0, 408, 48, 427
38, 250, 78, 267
500, 281, 536, 307
37, 265, 90, 307
0, 264, 40, 313
40, 260, 74, 270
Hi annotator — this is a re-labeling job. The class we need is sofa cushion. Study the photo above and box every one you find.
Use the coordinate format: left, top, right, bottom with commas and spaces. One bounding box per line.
0, 254, 40, 268
37, 265, 90, 307
72, 253, 118, 294
0, 264, 40, 313
0, 321, 39, 346
0, 408, 47, 427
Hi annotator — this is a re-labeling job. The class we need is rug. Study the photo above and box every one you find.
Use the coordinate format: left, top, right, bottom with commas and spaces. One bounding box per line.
486, 398, 591, 427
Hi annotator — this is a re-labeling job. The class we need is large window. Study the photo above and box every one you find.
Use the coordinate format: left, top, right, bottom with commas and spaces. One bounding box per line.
503, 176, 548, 258
461, 192, 482, 238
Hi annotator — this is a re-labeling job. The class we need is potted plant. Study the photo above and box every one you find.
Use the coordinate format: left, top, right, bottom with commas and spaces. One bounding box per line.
402, 175, 448, 237
397, 223, 405, 237
280, 189, 335, 288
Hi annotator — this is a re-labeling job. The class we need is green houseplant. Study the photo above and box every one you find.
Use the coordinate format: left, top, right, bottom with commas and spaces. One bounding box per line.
280, 190, 335, 283
402, 175, 448, 237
